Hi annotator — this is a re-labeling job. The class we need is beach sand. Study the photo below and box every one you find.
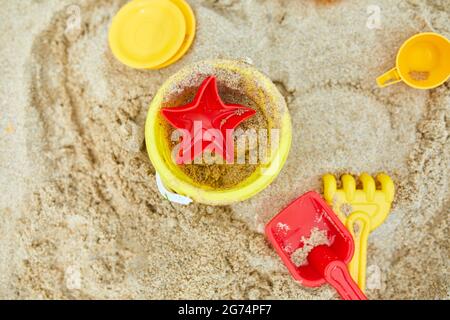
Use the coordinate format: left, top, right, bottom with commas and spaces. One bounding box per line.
0, 0, 448, 299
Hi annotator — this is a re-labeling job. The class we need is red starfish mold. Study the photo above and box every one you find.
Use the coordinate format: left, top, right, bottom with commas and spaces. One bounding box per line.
161, 76, 256, 164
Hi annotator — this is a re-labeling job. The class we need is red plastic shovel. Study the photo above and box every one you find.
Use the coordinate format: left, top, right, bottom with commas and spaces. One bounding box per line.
265, 191, 367, 300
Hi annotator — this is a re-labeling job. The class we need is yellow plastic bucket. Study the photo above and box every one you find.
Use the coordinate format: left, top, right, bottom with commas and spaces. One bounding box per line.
377, 32, 450, 89
145, 59, 292, 205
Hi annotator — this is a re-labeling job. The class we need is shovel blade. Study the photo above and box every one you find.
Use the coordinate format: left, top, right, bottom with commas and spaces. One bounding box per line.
265, 191, 354, 287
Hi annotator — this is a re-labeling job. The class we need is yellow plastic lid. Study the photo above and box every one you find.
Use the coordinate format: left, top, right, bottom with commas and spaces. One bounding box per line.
151, 0, 196, 69
109, 0, 186, 69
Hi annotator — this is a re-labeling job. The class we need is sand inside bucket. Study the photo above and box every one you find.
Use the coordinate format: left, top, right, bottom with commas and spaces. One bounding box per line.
161, 83, 270, 189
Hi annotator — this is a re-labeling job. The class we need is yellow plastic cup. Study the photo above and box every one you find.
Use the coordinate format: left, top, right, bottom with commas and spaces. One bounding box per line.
377, 32, 450, 89
145, 60, 292, 205
109, 0, 190, 69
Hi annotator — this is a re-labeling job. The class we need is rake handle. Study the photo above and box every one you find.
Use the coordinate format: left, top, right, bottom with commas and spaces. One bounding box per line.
346, 212, 371, 292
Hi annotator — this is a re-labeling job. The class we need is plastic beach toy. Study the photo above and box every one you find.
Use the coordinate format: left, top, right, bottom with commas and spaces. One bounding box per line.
161, 76, 256, 164
109, 0, 196, 69
377, 32, 450, 89
265, 191, 367, 300
145, 59, 292, 205
154, 0, 196, 69
323, 173, 394, 292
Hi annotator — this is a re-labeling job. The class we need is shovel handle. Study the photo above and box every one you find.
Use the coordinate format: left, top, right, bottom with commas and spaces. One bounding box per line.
325, 260, 367, 300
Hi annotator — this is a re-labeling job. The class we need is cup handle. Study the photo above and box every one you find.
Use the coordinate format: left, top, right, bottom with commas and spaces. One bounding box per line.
376, 67, 401, 88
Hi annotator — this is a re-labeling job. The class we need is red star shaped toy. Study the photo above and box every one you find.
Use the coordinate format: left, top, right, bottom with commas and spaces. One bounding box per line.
161, 76, 256, 164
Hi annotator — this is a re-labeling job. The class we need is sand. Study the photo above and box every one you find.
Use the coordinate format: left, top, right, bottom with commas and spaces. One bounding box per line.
0, 0, 448, 299
291, 228, 330, 267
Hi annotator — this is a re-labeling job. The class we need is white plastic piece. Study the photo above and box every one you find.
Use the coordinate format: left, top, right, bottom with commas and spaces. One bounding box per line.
156, 173, 193, 205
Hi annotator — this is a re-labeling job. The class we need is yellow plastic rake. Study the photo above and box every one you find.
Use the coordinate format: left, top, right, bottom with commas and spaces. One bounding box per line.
323, 173, 395, 292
